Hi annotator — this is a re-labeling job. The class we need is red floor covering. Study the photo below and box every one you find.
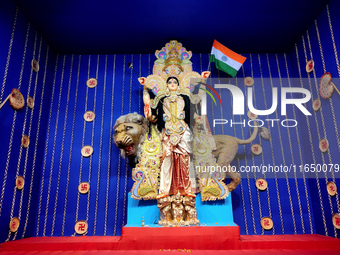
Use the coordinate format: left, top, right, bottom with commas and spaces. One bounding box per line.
1, 227, 340, 254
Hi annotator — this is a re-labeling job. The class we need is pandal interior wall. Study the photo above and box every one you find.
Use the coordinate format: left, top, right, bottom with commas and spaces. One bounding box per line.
0, 0, 340, 244
0, 0, 55, 244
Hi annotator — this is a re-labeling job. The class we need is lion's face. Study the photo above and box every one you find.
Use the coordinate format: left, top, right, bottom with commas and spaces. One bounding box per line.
114, 122, 142, 158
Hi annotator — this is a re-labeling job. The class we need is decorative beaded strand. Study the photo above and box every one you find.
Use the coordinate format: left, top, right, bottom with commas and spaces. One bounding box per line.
74, 55, 91, 226
258, 54, 285, 233
5, 24, 32, 242
43, 55, 66, 237
22, 44, 50, 239
51, 55, 74, 236
275, 53, 304, 233
104, 55, 116, 235
283, 52, 313, 234
113, 55, 126, 235
61, 55, 81, 236
85, 55, 99, 226
313, 20, 340, 212
298, 36, 328, 235
13, 36, 43, 241
93, 55, 108, 235
0, 7, 18, 103
36, 55, 59, 236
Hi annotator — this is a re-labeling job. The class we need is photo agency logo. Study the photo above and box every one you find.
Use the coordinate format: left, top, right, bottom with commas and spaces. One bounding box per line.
197, 78, 313, 128
190, 77, 340, 180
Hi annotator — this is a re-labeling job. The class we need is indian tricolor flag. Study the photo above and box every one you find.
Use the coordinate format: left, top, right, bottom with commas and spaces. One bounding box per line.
210, 40, 246, 77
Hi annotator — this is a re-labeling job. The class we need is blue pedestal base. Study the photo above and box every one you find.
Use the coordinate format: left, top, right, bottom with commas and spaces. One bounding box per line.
126, 192, 236, 227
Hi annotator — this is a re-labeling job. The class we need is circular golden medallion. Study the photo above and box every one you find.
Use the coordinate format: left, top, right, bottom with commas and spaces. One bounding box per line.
9, 217, 20, 232
251, 144, 262, 155
21, 135, 30, 148
247, 111, 258, 120
83, 111, 95, 122
255, 178, 268, 191
16, 176, 25, 190
86, 78, 97, 88
332, 213, 340, 229
327, 181, 337, 196
261, 217, 273, 230
31, 59, 39, 72
27, 96, 34, 109
312, 99, 321, 112
78, 182, 90, 194
244, 77, 254, 86
306, 60, 314, 73
81, 145, 93, 157
75, 220, 88, 234
9, 88, 25, 110
319, 138, 329, 153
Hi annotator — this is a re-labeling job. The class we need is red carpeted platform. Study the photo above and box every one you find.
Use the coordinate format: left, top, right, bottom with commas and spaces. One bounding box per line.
1, 227, 340, 254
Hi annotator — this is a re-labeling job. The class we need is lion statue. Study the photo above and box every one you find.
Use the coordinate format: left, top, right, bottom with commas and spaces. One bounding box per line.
114, 112, 268, 192
113, 113, 148, 167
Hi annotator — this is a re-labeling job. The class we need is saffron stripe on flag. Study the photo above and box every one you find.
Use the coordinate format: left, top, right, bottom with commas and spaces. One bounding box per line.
212, 40, 246, 64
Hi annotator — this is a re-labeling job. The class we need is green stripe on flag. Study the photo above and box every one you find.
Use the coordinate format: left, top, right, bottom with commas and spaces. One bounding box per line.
210, 54, 238, 77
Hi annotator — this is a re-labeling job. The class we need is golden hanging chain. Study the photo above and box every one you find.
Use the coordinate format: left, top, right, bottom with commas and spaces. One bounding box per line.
243, 54, 272, 235
276, 53, 305, 234
300, 35, 329, 236
113, 55, 126, 235
85, 55, 99, 227
283, 52, 313, 234
5, 23, 32, 242
104, 55, 117, 235
74, 55, 90, 230
308, 23, 340, 216
0, 7, 18, 103
61, 55, 81, 236
43, 55, 67, 237
51, 54, 74, 236
22, 44, 50, 239
258, 54, 285, 234
93, 55, 108, 235
234, 73, 257, 235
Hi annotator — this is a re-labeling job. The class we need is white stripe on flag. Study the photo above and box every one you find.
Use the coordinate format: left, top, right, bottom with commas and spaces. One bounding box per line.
211, 47, 242, 71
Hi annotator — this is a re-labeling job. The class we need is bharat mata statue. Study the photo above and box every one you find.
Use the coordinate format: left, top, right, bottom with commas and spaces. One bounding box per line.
114, 40, 262, 226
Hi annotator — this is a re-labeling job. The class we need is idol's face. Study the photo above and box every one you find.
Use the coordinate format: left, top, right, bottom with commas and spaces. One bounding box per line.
167, 78, 178, 92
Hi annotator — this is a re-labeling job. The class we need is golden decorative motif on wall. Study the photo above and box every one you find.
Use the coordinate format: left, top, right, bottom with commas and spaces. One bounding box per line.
306, 59, 314, 73
74, 220, 88, 235
312, 99, 321, 112
21, 135, 29, 148
244, 77, 254, 86
78, 182, 90, 194
327, 181, 337, 196
251, 144, 262, 155
83, 111, 95, 122
332, 213, 340, 230
15, 176, 25, 190
9, 217, 20, 232
255, 178, 268, 191
319, 138, 329, 153
31, 59, 39, 72
261, 217, 273, 230
86, 78, 97, 88
81, 145, 93, 157
27, 96, 34, 109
